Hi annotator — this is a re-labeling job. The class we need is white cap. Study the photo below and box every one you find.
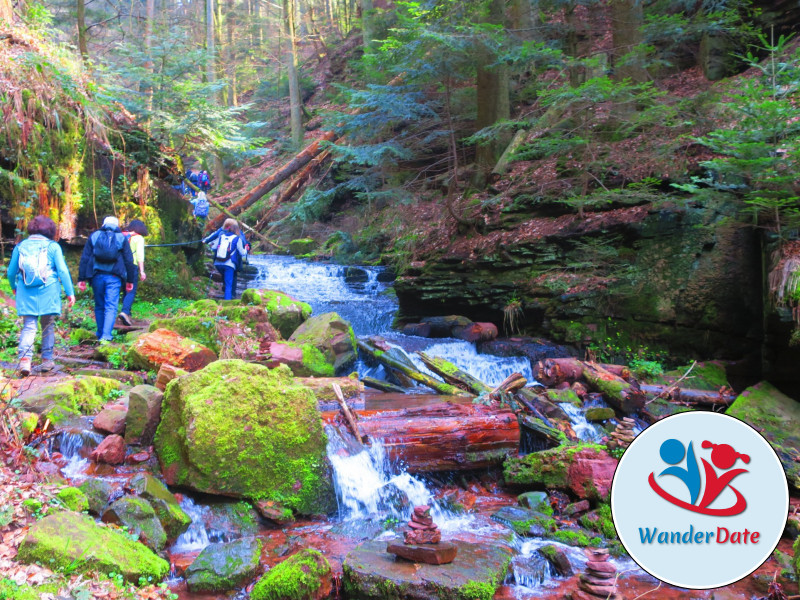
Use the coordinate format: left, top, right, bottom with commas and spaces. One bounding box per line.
102, 216, 119, 229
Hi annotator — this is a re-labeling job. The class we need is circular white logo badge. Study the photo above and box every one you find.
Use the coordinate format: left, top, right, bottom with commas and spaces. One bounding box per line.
611, 411, 788, 589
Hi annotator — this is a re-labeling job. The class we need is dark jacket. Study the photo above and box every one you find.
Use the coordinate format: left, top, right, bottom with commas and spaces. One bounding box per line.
78, 226, 137, 283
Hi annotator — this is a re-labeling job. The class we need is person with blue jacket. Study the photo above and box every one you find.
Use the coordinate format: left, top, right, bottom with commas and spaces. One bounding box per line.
7, 216, 76, 376
77, 216, 136, 342
203, 222, 249, 297
204, 218, 247, 299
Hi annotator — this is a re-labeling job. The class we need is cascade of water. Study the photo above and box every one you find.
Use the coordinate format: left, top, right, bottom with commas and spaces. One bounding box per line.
54, 429, 105, 479
558, 403, 604, 443
171, 496, 211, 553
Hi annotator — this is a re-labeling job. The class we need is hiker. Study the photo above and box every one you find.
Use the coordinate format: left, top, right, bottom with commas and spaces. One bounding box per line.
187, 170, 200, 197
199, 170, 211, 192
6, 216, 75, 376
205, 218, 246, 300
191, 191, 210, 220
119, 219, 148, 326
77, 216, 136, 342
203, 222, 250, 296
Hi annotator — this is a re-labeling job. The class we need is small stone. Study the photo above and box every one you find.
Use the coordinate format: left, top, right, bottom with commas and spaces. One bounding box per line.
411, 515, 434, 526
404, 527, 441, 545
408, 520, 435, 530
584, 548, 609, 561
413, 505, 431, 517
125, 451, 151, 464
585, 570, 615, 581
586, 560, 616, 573
579, 579, 616, 596
582, 573, 616, 585
387, 542, 457, 565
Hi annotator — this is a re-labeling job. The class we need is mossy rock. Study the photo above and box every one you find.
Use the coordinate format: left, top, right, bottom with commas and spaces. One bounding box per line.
186, 537, 262, 593
69, 328, 95, 345
150, 316, 219, 352
55, 486, 89, 512
251, 548, 331, 600
78, 477, 115, 515
17, 377, 127, 424
727, 381, 800, 490
579, 504, 617, 539
491, 506, 554, 537
658, 360, 730, 391
17, 511, 169, 582
129, 473, 191, 540
73, 368, 144, 386
546, 388, 581, 406
183, 298, 220, 317
288, 238, 318, 256
239, 289, 312, 338
154, 360, 335, 515
517, 491, 548, 511
585, 407, 615, 422
101, 496, 167, 553
288, 312, 357, 373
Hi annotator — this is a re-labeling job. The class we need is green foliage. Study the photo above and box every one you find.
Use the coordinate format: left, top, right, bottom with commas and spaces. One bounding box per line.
629, 358, 664, 381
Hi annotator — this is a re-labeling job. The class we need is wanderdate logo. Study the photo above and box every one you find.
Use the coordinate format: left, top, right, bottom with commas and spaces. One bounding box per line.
611, 412, 788, 589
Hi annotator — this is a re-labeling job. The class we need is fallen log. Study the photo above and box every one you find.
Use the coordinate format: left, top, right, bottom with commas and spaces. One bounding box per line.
533, 358, 632, 386
640, 384, 735, 407
582, 362, 645, 414
333, 383, 368, 445
323, 402, 519, 472
358, 340, 472, 396
205, 130, 337, 232
206, 197, 282, 250
416, 352, 491, 395
362, 377, 407, 394
296, 376, 363, 402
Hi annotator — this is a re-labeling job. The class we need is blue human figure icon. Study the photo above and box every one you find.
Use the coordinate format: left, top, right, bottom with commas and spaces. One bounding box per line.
658, 438, 701, 505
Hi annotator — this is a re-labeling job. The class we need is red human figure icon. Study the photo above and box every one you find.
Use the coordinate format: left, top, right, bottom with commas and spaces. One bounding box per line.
698, 441, 750, 511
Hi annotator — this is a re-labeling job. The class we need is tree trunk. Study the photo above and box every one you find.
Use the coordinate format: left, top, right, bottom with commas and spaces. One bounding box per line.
611, 0, 647, 83
323, 403, 519, 472
360, 0, 374, 50
416, 352, 492, 396
206, 0, 216, 85
640, 384, 736, 407
226, 0, 237, 106
76, 0, 89, 62
582, 362, 645, 414
284, 0, 304, 148
143, 0, 156, 125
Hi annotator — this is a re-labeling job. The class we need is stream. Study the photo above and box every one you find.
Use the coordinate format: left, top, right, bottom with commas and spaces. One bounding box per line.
49, 255, 777, 599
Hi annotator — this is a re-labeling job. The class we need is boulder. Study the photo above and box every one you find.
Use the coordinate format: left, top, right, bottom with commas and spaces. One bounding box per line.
125, 385, 164, 446
251, 548, 331, 600
17, 511, 169, 582
91, 434, 126, 465
17, 377, 127, 425
343, 538, 514, 600
288, 312, 357, 373
727, 381, 800, 490
154, 360, 335, 515
154, 363, 188, 391
79, 477, 117, 515
128, 473, 191, 540
504, 444, 617, 500
262, 342, 334, 377
93, 407, 127, 435
102, 496, 167, 553
288, 238, 318, 256
584, 407, 615, 422
127, 329, 217, 372
240, 289, 312, 338
55, 486, 89, 512
186, 537, 262, 593
538, 544, 573, 577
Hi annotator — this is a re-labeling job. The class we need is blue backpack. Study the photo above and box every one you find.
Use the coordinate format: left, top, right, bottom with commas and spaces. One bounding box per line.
91, 229, 124, 272
194, 197, 210, 218
199, 171, 210, 189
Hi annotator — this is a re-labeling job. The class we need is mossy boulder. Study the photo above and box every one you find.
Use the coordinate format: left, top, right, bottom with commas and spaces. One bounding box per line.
288, 238, 318, 256
154, 360, 335, 515
727, 381, 800, 490
17, 377, 127, 424
263, 341, 335, 377
127, 328, 217, 372
186, 537, 262, 593
240, 289, 312, 338
149, 316, 219, 352
491, 506, 554, 537
288, 312, 357, 373
55, 486, 89, 512
129, 473, 191, 540
585, 407, 615, 422
251, 548, 331, 600
183, 298, 221, 317
17, 511, 169, 582
504, 444, 617, 500
78, 477, 116, 515
125, 385, 164, 446
101, 495, 168, 553
74, 368, 144, 386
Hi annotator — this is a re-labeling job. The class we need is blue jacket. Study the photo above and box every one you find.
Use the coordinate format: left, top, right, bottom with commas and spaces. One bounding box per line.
203, 228, 248, 270
78, 226, 137, 283
8, 235, 75, 316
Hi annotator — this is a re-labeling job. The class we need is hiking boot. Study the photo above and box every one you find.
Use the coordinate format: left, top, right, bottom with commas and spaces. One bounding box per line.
18, 358, 31, 377
118, 313, 132, 326
40, 359, 56, 372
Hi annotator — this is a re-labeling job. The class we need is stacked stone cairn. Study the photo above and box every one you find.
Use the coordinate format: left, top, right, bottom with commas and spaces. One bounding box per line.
573, 548, 619, 599
606, 417, 636, 451
386, 505, 457, 565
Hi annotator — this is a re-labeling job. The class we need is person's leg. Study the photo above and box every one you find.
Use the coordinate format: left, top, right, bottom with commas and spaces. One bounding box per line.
218, 265, 235, 300
92, 275, 106, 339
17, 316, 38, 362
101, 275, 122, 341
39, 314, 56, 360
121, 270, 139, 317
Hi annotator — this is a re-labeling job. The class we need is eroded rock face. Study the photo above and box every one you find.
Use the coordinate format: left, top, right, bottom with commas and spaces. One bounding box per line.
154, 360, 335, 515
127, 328, 217, 372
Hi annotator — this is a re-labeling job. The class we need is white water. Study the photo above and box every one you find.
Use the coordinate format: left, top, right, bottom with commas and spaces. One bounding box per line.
56, 429, 104, 479
171, 496, 211, 553
558, 403, 604, 443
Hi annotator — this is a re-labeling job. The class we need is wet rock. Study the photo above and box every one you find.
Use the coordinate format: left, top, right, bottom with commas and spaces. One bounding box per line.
585, 407, 615, 422
206, 500, 262, 538
93, 407, 127, 435
79, 477, 115, 515
154, 363, 187, 392
251, 548, 331, 600
288, 238, 317, 256
127, 329, 217, 373
128, 473, 191, 540
102, 495, 167, 553
91, 434, 126, 465
387, 542, 457, 565
55, 486, 89, 512
263, 341, 330, 377
539, 544, 573, 577
402, 322, 432, 337
418, 315, 472, 337
344, 538, 514, 600
126, 450, 151, 464
491, 506, 553, 537
478, 337, 574, 364
564, 499, 590, 516
185, 537, 262, 593
125, 385, 163, 446
154, 360, 335, 515
17, 376, 128, 425
452, 322, 498, 342
17, 511, 169, 582
239, 289, 312, 338
727, 381, 800, 489
518, 491, 548, 511
254, 500, 294, 525
288, 312, 357, 373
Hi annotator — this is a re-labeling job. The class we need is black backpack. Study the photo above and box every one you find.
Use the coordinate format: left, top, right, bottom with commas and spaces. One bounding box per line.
92, 229, 124, 271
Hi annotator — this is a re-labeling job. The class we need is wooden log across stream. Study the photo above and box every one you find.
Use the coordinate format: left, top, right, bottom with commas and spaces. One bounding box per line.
323, 402, 519, 472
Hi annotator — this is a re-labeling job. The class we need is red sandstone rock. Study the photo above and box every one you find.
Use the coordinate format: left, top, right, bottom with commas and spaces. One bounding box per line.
155, 363, 188, 391
567, 448, 617, 499
128, 329, 217, 372
93, 407, 127, 435
587, 560, 616, 573
404, 527, 442, 545
125, 450, 151, 464
387, 542, 457, 565
263, 342, 305, 372
584, 548, 610, 561
579, 579, 616, 596
91, 435, 125, 465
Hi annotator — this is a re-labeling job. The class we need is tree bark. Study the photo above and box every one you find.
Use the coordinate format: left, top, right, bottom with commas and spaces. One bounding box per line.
284, 0, 304, 148
640, 384, 736, 407
143, 0, 156, 125
532, 357, 632, 386
76, 0, 89, 62
416, 352, 492, 396
360, 0, 374, 50
611, 0, 648, 83
204, 130, 337, 232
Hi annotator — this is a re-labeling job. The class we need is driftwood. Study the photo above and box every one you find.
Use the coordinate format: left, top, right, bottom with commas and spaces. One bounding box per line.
533, 357, 632, 386
416, 352, 492, 395
205, 131, 337, 232
333, 383, 368, 445
640, 384, 735, 407
582, 361, 645, 414
323, 402, 519, 472
357, 339, 473, 396
361, 377, 407, 394
205, 197, 281, 249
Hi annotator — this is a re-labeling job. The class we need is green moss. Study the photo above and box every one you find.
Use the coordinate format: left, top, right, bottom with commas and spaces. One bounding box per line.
550, 529, 600, 547
149, 316, 219, 352
0, 579, 45, 600
580, 504, 616, 539
185, 299, 220, 317
457, 580, 494, 600
793, 536, 800, 581
55, 487, 89, 512
545, 388, 581, 406
69, 328, 95, 345
251, 548, 331, 600
301, 344, 335, 377
22, 498, 42, 514
19, 377, 126, 421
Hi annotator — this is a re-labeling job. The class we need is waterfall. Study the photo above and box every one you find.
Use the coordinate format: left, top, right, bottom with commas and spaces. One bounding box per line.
171, 496, 211, 553
54, 429, 105, 479
558, 403, 604, 443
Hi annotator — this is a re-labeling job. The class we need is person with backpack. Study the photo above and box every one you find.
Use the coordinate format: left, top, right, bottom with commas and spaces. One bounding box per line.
203, 222, 250, 296
6, 216, 76, 376
191, 191, 210, 220
77, 216, 136, 342
204, 218, 246, 300
199, 170, 211, 192
118, 219, 149, 326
